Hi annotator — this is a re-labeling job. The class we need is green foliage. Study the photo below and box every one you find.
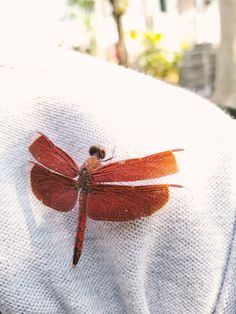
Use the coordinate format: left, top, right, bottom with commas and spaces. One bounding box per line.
68, 0, 95, 11
67, 0, 96, 55
130, 30, 189, 84
109, 0, 129, 15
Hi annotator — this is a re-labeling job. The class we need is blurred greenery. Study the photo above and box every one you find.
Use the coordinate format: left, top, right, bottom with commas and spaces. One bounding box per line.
68, 0, 129, 66
130, 30, 189, 84
67, 0, 96, 55
67, 1, 189, 81
108, 0, 128, 15
68, 0, 95, 11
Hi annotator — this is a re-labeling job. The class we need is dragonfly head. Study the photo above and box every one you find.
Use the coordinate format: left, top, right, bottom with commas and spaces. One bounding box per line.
89, 145, 106, 160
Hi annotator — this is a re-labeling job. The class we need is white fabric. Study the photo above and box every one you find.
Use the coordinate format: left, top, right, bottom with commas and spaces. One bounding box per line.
1, 49, 236, 314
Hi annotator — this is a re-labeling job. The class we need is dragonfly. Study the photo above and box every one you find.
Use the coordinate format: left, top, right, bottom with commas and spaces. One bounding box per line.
29, 133, 183, 267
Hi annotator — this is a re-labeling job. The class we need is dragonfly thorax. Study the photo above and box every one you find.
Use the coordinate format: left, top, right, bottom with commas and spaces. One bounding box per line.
77, 156, 102, 191
77, 168, 92, 191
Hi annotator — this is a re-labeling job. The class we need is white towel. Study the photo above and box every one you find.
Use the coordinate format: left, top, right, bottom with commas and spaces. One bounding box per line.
1, 49, 236, 314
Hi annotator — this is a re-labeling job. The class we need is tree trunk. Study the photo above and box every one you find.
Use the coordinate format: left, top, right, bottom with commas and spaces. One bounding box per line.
112, 11, 128, 67
212, 0, 236, 109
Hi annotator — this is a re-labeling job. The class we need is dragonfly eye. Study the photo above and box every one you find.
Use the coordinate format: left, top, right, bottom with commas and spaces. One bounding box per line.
89, 146, 106, 160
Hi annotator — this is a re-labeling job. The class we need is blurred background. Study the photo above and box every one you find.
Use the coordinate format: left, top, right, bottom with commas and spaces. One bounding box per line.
0, 0, 235, 117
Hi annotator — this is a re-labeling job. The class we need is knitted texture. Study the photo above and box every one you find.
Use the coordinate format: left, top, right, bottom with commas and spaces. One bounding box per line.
0, 50, 236, 314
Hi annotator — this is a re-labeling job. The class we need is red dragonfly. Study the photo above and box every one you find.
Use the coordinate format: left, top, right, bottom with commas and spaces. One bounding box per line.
29, 133, 183, 267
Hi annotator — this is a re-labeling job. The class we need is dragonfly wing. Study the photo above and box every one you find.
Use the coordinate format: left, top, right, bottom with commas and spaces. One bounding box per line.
91, 150, 182, 183
29, 133, 79, 177
87, 184, 182, 221
30, 163, 78, 212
